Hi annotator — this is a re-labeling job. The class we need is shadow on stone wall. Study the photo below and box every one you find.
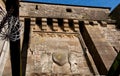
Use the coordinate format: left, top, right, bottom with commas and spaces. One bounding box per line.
21, 18, 30, 76
79, 21, 108, 75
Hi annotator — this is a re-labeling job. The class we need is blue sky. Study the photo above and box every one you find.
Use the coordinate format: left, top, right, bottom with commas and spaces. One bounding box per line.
24, 0, 120, 11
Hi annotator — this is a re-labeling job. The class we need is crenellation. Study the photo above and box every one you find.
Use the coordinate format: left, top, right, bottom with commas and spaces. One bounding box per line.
63, 19, 72, 32
53, 19, 59, 31
30, 18, 36, 25
74, 24, 79, 32
63, 24, 70, 32
41, 18, 48, 31
42, 24, 47, 31
53, 23, 59, 31
30, 18, 79, 32
73, 20, 79, 31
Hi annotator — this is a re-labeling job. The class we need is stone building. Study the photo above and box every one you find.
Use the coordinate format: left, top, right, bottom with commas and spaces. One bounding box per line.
0, 0, 120, 76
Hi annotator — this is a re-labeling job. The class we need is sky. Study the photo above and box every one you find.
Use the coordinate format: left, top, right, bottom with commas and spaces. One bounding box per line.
24, 0, 120, 11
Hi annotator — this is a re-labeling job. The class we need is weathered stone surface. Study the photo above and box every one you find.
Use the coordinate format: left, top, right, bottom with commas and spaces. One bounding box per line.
20, 1, 109, 20
24, 30, 93, 75
52, 51, 68, 66
52, 62, 71, 74
2, 0, 119, 76
40, 53, 52, 73
82, 24, 117, 74
17, 1, 119, 76
68, 53, 80, 73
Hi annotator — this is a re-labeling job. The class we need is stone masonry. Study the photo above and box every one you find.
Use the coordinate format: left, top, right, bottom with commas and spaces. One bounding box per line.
21, 17, 96, 75
1, 1, 120, 76
19, 1, 119, 75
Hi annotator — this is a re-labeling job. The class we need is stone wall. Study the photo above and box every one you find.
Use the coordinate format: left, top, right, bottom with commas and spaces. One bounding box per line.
20, 1, 110, 21
19, 1, 119, 75
79, 21, 117, 74
20, 17, 98, 76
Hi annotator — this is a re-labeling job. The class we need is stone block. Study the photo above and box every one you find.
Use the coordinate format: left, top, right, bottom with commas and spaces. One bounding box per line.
54, 27, 58, 31
92, 21, 98, 25
63, 19, 68, 23
53, 23, 58, 31
73, 20, 79, 24
74, 24, 79, 28
74, 24, 79, 31
30, 18, 36, 25
19, 17, 24, 22
42, 22, 47, 25
64, 24, 69, 28
100, 21, 107, 27
42, 25, 47, 30
41, 18, 47, 22
30, 18, 36, 21
30, 21, 35, 25
53, 19, 58, 22
83, 21, 89, 25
